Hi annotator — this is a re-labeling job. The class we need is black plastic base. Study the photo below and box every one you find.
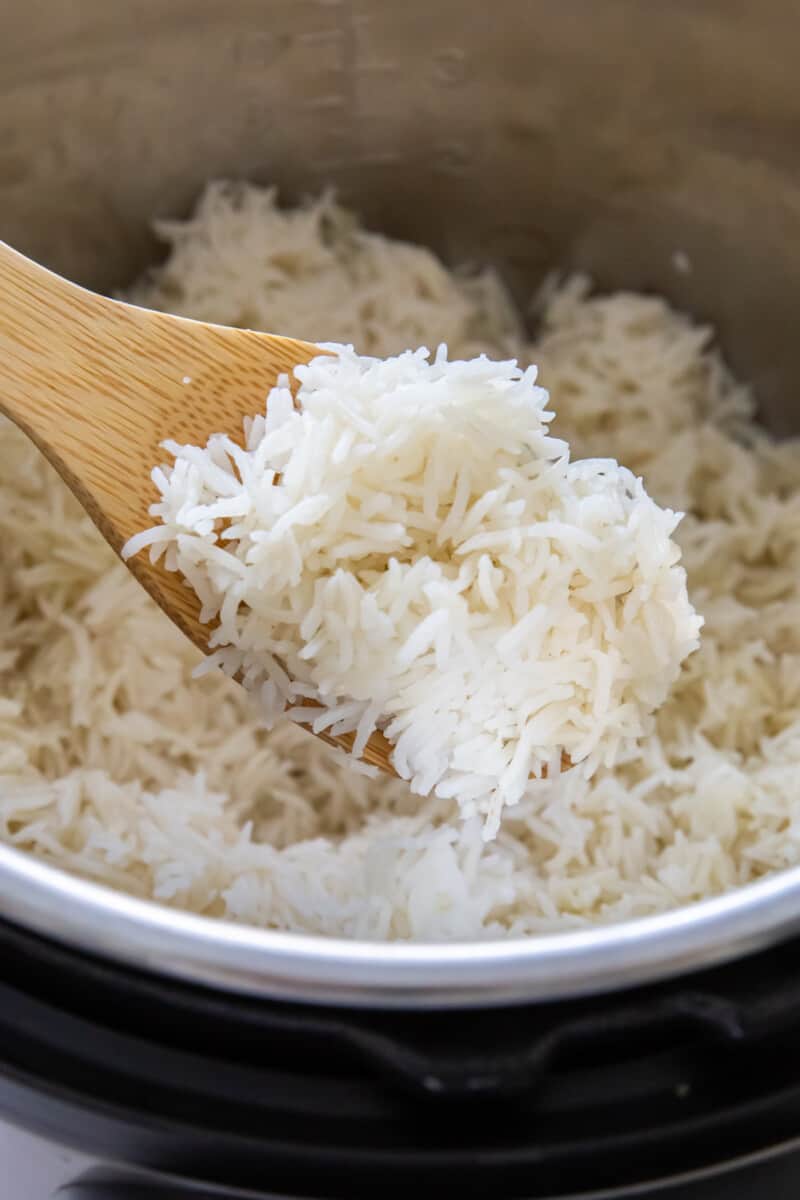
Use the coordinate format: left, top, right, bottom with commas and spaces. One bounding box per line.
4, 916, 800, 1198
52, 1150, 800, 1200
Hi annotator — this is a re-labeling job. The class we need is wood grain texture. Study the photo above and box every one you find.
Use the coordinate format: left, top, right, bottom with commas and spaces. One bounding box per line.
0, 240, 400, 773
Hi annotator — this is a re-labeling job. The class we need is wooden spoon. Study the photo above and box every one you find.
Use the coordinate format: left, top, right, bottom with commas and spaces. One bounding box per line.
0, 242, 569, 782
0, 240, 400, 772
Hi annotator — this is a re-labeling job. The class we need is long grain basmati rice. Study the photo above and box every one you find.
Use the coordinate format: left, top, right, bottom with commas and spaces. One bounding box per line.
125, 341, 700, 838
1, 180, 799, 939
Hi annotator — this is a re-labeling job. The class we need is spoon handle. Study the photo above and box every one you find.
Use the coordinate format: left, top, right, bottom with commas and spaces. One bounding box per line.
0, 240, 169, 548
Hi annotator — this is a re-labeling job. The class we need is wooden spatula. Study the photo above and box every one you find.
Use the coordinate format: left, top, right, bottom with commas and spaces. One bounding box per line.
0, 240, 398, 773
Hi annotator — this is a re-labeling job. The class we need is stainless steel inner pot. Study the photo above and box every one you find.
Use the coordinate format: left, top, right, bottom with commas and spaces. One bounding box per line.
3, 0, 800, 1009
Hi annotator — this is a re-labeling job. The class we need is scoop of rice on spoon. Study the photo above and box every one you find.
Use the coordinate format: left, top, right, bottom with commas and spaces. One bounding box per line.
0, 240, 701, 838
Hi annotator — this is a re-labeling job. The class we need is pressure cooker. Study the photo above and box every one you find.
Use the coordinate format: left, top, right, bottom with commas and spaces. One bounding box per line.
4, 2, 800, 1196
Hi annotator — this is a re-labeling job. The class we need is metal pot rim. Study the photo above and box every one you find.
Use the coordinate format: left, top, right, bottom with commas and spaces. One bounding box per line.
2, 840, 799, 1008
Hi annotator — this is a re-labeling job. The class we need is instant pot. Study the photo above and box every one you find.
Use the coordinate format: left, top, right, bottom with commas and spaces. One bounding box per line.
4, 2, 800, 1195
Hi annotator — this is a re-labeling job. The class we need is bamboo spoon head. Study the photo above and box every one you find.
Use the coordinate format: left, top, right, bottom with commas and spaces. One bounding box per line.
100, 329, 403, 777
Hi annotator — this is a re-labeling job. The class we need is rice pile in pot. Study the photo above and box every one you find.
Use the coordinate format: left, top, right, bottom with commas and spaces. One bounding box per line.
2, 181, 800, 939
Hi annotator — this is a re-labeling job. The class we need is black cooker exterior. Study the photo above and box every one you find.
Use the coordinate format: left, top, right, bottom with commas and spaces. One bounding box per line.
4, 916, 800, 1199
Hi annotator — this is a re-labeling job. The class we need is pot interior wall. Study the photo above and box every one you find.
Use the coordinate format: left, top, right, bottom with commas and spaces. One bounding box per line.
2, 2, 800, 434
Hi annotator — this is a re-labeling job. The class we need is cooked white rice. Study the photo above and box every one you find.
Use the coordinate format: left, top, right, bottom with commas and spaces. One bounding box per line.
1, 181, 799, 939
125, 342, 699, 839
